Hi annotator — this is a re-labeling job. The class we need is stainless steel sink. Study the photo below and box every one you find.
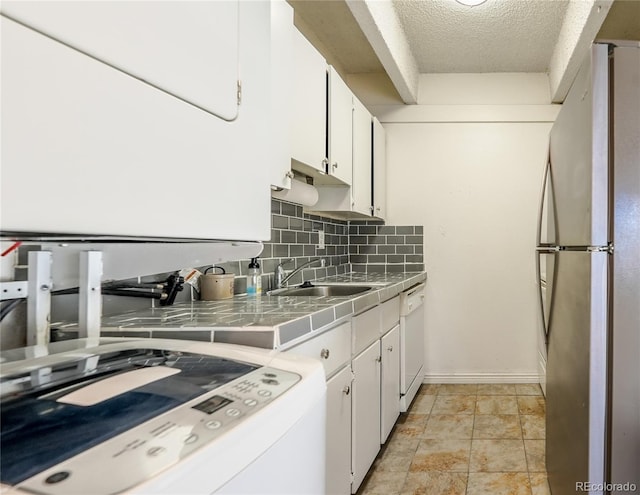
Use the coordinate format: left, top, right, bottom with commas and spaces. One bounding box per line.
268, 284, 372, 297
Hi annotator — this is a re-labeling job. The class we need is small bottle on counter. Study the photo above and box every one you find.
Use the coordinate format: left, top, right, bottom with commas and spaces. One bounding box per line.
246, 258, 262, 296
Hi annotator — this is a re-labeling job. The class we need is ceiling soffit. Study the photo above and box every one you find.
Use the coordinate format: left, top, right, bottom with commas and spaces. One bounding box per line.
288, 0, 384, 73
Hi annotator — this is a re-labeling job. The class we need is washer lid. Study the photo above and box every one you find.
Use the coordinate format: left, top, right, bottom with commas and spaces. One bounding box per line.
0, 348, 258, 485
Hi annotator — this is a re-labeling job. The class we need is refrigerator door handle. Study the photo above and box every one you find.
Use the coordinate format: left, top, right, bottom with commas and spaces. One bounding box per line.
535, 250, 548, 343
536, 151, 555, 248
536, 153, 549, 246
536, 246, 560, 253
536, 248, 558, 346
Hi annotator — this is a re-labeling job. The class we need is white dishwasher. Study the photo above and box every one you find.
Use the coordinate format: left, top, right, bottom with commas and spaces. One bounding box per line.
0, 338, 326, 495
399, 283, 426, 412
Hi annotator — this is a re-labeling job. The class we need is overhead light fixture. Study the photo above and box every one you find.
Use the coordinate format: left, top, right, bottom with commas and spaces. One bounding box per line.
455, 0, 488, 6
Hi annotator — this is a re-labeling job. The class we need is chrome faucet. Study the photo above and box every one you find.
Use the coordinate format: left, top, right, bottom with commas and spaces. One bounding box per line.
275, 258, 326, 289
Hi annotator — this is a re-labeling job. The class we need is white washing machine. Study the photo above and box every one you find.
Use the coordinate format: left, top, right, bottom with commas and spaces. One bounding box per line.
0, 338, 326, 495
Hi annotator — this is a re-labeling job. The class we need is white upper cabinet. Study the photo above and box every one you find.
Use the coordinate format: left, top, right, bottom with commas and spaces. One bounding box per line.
269, 0, 294, 191
352, 97, 373, 216
327, 67, 354, 186
1, 2, 276, 240
372, 118, 387, 220
291, 27, 327, 176
308, 95, 375, 220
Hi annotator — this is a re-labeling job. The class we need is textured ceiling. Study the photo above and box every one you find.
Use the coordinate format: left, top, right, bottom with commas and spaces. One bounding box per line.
290, 0, 573, 74
393, 0, 570, 73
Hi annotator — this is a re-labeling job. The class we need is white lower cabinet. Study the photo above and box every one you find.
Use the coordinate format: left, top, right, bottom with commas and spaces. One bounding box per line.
285, 321, 352, 495
381, 324, 401, 443
286, 299, 403, 495
326, 366, 353, 495
351, 340, 381, 493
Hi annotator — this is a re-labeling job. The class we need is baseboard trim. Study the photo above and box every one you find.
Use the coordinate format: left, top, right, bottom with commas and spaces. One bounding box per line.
422, 372, 541, 384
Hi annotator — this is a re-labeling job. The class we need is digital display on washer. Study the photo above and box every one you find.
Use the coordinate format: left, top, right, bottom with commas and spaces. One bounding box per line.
192, 395, 232, 415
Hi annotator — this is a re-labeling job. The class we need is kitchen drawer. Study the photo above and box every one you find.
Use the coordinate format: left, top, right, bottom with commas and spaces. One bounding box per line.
352, 305, 381, 356
287, 321, 351, 378
380, 295, 400, 331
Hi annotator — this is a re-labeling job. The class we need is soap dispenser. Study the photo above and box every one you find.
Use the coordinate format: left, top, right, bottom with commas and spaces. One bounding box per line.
246, 258, 262, 295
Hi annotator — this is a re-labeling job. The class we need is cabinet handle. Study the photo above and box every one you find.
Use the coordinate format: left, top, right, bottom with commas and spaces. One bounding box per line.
376, 355, 382, 363
342, 385, 351, 395
285, 171, 294, 179
332, 162, 338, 169
376, 207, 381, 212
387, 345, 393, 352
320, 348, 330, 359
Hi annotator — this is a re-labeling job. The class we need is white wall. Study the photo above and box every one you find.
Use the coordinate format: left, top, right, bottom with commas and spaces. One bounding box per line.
417, 73, 551, 104
366, 73, 558, 383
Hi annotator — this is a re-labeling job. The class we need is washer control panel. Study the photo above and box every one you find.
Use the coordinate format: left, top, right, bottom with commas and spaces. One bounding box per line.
18, 367, 300, 495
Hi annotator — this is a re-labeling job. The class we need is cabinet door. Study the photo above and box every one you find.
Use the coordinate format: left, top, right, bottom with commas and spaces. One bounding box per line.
372, 118, 387, 220
326, 366, 353, 495
269, 0, 294, 190
352, 340, 381, 493
291, 28, 327, 175
352, 97, 373, 216
381, 324, 401, 443
2, 1, 240, 120
1, 5, 272, 240
328, 67, 353, 186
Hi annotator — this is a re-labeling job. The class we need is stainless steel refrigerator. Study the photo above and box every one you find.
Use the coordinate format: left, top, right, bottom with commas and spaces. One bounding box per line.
536, 41, 639, 495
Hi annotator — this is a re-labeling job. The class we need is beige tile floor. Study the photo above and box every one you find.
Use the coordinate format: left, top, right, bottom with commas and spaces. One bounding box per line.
357, 384, 550, 495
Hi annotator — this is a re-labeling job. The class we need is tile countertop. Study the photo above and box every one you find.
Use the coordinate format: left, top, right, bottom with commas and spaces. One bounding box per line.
52, 272, 427, 350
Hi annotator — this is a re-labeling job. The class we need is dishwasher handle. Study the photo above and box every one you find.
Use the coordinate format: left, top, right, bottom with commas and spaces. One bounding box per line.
400, 283, 425, 316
